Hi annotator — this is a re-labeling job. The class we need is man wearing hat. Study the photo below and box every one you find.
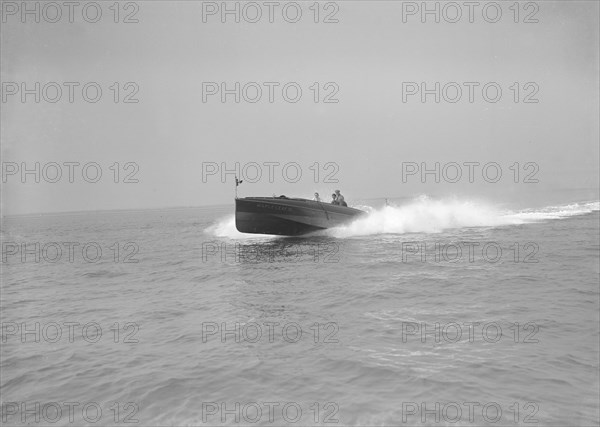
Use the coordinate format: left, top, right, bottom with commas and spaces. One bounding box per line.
335, 190, 347, 207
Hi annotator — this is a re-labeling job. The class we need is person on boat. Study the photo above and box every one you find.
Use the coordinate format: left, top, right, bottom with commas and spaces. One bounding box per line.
313, 192, 322, 202
335, 190, 347, 207
330, 193, 339, 205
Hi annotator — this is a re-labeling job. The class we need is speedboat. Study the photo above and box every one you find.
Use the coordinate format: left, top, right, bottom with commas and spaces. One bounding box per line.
235, 196, 367, 236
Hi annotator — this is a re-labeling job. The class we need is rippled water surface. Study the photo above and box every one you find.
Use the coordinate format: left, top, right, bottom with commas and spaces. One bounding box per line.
1, 198, 599, 426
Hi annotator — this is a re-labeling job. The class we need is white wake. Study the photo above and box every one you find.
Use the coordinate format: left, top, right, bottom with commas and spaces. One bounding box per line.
206, 196, 599, 239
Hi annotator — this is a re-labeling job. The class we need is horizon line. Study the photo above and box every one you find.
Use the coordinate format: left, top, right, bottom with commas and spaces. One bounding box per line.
2, 189, 600, 217
1, 194, 398, 217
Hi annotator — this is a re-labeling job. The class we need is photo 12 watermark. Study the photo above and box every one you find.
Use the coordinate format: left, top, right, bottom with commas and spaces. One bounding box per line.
202, 161, 339, 184
1, 401, 139, 424
2, 162, 140, 184
201, 401, 339, 424
202, 82, 339, 104
400, 1, 540, 24
1, 322, 140, 344
399, 321, 540, 344
201, 1, 340, 24
401, 162, 539, 184
1, 1, 140, 24
1, 82, 140, 104
401, 82, 539, 104
202, 241, 340, 264
2, 242, 140, 264
401, 401, 539, 424
401, 241, 539, 263
201, 321, 339, 344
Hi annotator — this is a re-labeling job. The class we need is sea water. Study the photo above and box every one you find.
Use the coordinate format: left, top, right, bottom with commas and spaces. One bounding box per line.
1, 193, 599, 426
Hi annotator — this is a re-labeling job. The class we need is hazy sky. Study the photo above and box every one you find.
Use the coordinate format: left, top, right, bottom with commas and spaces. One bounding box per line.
1, 1, 599, 214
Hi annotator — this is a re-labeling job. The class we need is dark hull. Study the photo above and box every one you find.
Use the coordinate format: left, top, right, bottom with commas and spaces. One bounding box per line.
235, 197, 366, 236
